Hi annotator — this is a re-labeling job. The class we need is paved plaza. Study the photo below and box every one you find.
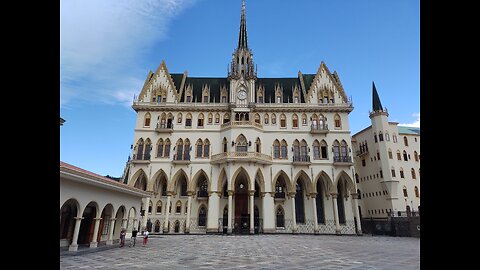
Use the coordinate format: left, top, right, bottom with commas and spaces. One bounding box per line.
60, 234, 419, 269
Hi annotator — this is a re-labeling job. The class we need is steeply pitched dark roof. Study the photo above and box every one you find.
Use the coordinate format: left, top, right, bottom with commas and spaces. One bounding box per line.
372, 81, 383, 111
170, 74, 230, 103
257, 77, 305, 103
302, 74, 316, 92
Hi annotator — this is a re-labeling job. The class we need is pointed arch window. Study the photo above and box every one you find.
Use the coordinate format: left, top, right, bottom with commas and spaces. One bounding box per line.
223, 113, 230, 124
300, 140, 308, 161
374, 132, 378, 143
160, 113, 166, 128
164, 139, 171, 157
414, 151, 419, 162
175, 139, 184, 160
411, 168, 416, 179
320, 140, 328, 159
393, 133, 398, 143
273, 140, 280, 159
301, 113, 307, 125
186, 113, 192, 127
340, 140, 349, 158
204, 139, 210, 158
156, 201, 162, 214
313, 140, 320, 160
281, 140, 288, 159
400, 168, 405, 178
255, 138, 261, 153
397, 150, 402, 160
177, 113, 182, 124
271, 113, 276, 125
197, 113, 204, 127
388, 149, 393, 159
403, 150, 408, 161
334, 114, 341, 129
264, 113, 269, 125
292, 114, 298, 128
404, 136, 409, 146
379, 131, 384, 141
156, 139, 164, 158
254, 113, 261, 124
222, 137, 228, 153
215, 113, 220, 124
184, 139, 191, 160
236, 135, 248, 152
414, 186, 419, 197
176, 201, 182, 214
385, 132, 390, 141
312, 114, 318, 128
144, 113, 151, 127
333, 140, 340, 160
208, 113, 213, 124
391, 167, 396, 177
144, 139, 152, 160
293, 140, 300, 161
276, 207, 285, 227
196, 139, 203, 158
403, 186, 408, 197
280, 114, 286, 128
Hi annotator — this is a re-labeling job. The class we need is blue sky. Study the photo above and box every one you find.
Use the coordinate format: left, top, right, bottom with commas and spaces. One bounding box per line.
60, 0, 420, 177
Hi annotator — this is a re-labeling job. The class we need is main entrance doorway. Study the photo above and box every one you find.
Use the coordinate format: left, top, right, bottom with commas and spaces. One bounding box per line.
234, 171, 250, 234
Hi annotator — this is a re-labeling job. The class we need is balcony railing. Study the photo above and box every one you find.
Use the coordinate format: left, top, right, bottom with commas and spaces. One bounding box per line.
274, 192, 286, 199
211, 151, 272, 165
220, 120, 263, 129
132, 154, 151, 164
333, 156, 353, 166
356, 150, 368, 157
173, 155, 191, 164
292, 155, 311, 166
310, 124, 329, 134
197, 190, 208, 198
155, 123, 174, 133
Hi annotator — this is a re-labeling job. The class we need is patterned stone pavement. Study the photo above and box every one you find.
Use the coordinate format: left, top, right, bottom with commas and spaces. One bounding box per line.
60, 234, 419, 269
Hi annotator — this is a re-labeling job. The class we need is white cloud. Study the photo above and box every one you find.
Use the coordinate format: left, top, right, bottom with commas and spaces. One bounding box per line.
399, 112, 420, 127
60, 0, 196, 107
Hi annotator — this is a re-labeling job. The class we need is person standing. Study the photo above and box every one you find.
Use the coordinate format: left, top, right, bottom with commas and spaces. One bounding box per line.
119, 228, 126, 247
143, 228, 149, 246
129, 228, 138, 247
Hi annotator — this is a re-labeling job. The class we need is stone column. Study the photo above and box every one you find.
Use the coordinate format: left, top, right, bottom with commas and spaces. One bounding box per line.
227, 190, 233, 234
331, 193, 341, 235
68, 217, 83, 251
206, 191, 220, 233
311, 193, 319, 234
350, 192, 363, 235
164, 192, 172, 233
261, 192, 275, 233
142, 197, 151, 229
249, 190, 255, 234
89, 217, 102, 248
185, 191, 193, 233
106, 218, 116, 245
289, 192, 297, 233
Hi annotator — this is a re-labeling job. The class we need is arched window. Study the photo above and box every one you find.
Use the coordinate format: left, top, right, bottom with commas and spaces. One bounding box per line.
271, 113, 276, 125
156, 201, 162, 214
385, 132, 390, 141
414, 186, 419, 197
177, 113, 183, 124
379, 131, 384, 141
204, 139, 210, 158
273, 140, 280, 159
357, 189, 362, 199
414, 151, 419, 162
281, 140, 288, 159
184, 139, 191, 160
223, 113, 230, 124
404, 136, 409, 146
333, 140, 340, 160
312, 114, 318, 128
198, 177, 208, 198
397, 150, 402, 160
391, 167, 396, 177
403, 186, 408, 197
255, 138, 261, 153
411, 168, 416, 179
148, 201, 153, 214
300, 140, 308, 161
374, 132, 378, 143
166, 113, 173, 128
320, 140, 328, 159
160, 113, 166, 128
144, 139, 152, 160
144, 113, 151, 127
276, 207, 285, 227
334, 114, 341, 129
301, 113, 307, 125
313, 140, 320, 160
293, 140, 300, 161
175, 139, 184, 160
340, 140, 348, 158
196, 139, 203, 158
186, 113, 192, 127
400, 168, 405, 178
134, 174, 147, 191
280, 114, 286, 128
208, 113, 213, 124
164, 139, 171, 158
393, 133, 398, 143
264, 113, 269, 124
295, 182, 305, 223
198, 207, 207, 227
388, 149, 393, 159
176, 201, 182, 214
254, 113, 260, 124
156, 139, 164, 158
292, 114, 298, 128
215, 113, 220, 124
403, 150, 408, 161
222, 137, 228, 153
236, 134, 248, 152
197, 113, 204, 127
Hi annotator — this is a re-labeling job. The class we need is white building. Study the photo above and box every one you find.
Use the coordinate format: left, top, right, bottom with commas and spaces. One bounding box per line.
352, 83, 420, 219
60, 162, 150, 251
126, 0, 362, 235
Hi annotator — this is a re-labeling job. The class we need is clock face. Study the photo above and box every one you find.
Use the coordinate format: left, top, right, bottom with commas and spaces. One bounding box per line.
237, 90, 247, 100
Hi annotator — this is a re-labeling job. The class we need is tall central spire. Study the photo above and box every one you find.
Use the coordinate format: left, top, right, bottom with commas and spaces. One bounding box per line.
238, 0, 248, 49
